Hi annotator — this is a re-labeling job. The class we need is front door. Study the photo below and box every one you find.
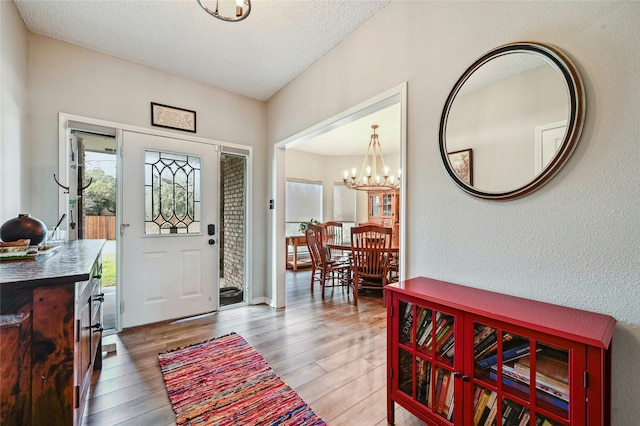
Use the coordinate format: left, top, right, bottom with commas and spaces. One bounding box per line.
120, 130, 218, 328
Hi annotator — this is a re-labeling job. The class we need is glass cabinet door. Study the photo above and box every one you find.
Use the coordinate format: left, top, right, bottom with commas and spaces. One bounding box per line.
471, 319, 572, 425
371, 194, 381, 217
397, 299, 458, 423
382, 193, 393, 216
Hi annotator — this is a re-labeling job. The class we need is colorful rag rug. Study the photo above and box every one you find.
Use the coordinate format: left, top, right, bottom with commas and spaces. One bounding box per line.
158, 332, 326, 425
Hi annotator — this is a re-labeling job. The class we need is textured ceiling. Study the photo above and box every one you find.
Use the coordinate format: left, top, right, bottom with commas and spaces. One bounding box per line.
14, 0, 390, 101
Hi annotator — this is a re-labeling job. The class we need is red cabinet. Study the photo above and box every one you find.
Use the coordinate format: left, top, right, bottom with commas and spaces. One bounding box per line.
386, 277, 615, 426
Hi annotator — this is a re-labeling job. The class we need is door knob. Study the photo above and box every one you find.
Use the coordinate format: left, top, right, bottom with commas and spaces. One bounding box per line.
208, 239, 216, 245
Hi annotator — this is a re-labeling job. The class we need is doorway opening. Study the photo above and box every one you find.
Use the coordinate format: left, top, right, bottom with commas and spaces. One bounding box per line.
72, 130, 118, 332
273, 83, 407, 308
219, 151, 249, 307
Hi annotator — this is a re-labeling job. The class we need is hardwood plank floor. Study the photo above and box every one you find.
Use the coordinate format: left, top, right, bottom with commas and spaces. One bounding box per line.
83, 270, 425, 425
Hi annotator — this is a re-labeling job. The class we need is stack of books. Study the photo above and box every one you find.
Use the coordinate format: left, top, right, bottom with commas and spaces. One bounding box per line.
416, 310, 455, 359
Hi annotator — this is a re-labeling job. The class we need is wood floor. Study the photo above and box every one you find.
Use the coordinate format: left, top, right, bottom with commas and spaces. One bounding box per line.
83, 270, 425, 425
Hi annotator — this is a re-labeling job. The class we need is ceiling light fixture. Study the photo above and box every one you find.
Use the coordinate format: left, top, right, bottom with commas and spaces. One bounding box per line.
343, 124, 400, 192
197, 0, 251, 22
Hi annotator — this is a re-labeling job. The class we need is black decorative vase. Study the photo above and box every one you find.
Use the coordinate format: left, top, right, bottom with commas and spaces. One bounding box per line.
0, 214, 48, 245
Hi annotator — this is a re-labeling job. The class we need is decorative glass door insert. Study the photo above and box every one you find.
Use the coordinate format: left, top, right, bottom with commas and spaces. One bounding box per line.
145, 150, 201, 234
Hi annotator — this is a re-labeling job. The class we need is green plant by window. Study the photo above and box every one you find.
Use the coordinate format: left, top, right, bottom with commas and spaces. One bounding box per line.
298, 218, 318, 233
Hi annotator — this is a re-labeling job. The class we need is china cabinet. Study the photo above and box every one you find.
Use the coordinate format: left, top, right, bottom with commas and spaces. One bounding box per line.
367, 189, 399, 246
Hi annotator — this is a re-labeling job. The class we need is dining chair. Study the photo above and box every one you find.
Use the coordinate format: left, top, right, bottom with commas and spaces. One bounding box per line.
322, 221, 344, 259
350, 224, 393, 305
305, 223, 351, 297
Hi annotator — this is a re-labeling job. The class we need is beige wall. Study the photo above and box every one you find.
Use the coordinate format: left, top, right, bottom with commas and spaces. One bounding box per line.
1, 1, 30, 222
268, 1, 640, 422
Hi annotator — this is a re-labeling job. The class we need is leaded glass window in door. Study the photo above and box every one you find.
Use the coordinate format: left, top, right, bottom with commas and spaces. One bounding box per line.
145, 150, 201, 235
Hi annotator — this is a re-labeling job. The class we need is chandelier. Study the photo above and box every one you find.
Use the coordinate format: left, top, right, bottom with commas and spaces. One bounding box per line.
343, 124, 400, 192
197, 0, 251, 22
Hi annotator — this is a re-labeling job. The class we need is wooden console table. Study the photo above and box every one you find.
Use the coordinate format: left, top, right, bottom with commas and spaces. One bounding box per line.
285, 235, 310, 271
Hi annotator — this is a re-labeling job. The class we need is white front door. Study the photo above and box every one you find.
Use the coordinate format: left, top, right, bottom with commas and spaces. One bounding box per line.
121, 130, 218, 328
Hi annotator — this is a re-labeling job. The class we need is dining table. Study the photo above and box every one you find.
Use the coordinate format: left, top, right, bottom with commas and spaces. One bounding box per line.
327, 240, 400, 284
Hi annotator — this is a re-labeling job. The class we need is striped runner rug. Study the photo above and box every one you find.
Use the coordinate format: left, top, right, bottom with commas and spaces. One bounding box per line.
158, 332, 326, 425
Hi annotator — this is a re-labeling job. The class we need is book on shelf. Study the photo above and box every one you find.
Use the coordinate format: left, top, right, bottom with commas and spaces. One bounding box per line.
473, 388, 493, 426
400, 302, 414, 342
511, 364, 569, 401
416, 358, 431, 405
501, 399, 529, 426
417, 311, 440, 346
474, 332, 497, 358
516, 352, 569, 385
439, 333, 456, 358
476, 341, 535, 369
475, 332, 514, 361
414, 307, 431, 344
489, 371, 569, 411
517, 412, 530, 426
437, 371, 450, 414
436, 326, 455, 352
507, 364, 568, 402
434, 369, 444, 410
483, 396, 498, 426
476, 390, 497, 426
422, 313, 449, 348
442, 371, 455, 417
447, 398, 454, 421
425, 315, 453, 349
474, 324, 494, 346
501, 400, 516, 425
473, 386, 483, 410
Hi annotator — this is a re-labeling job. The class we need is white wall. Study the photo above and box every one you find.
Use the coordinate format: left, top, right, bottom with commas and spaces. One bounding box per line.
267, 1, 640, 422
21, 34, 269, 299
0, 1, 30, 222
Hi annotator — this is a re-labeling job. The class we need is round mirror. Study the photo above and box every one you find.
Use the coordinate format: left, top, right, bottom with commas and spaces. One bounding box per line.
439, 42, 585, 200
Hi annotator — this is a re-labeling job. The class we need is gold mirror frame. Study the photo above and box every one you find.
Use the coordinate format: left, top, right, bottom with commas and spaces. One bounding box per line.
439, 42, 585, 200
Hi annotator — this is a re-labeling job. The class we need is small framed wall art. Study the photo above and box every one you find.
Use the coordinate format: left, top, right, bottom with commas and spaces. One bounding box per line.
448, 148, 473, 186
151, 102, 196, 133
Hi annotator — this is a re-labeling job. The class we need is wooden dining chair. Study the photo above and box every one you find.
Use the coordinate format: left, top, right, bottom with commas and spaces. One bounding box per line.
350, 224, 393, 305
322, 221, 344, 259
305, 223, 351, 297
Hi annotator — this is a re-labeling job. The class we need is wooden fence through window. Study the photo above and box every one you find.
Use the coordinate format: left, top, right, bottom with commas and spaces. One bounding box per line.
85, 216, 116, 240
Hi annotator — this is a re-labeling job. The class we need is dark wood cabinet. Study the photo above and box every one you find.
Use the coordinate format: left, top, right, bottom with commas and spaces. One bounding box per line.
0, 240, 105, 425
386, 277, 615, 426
